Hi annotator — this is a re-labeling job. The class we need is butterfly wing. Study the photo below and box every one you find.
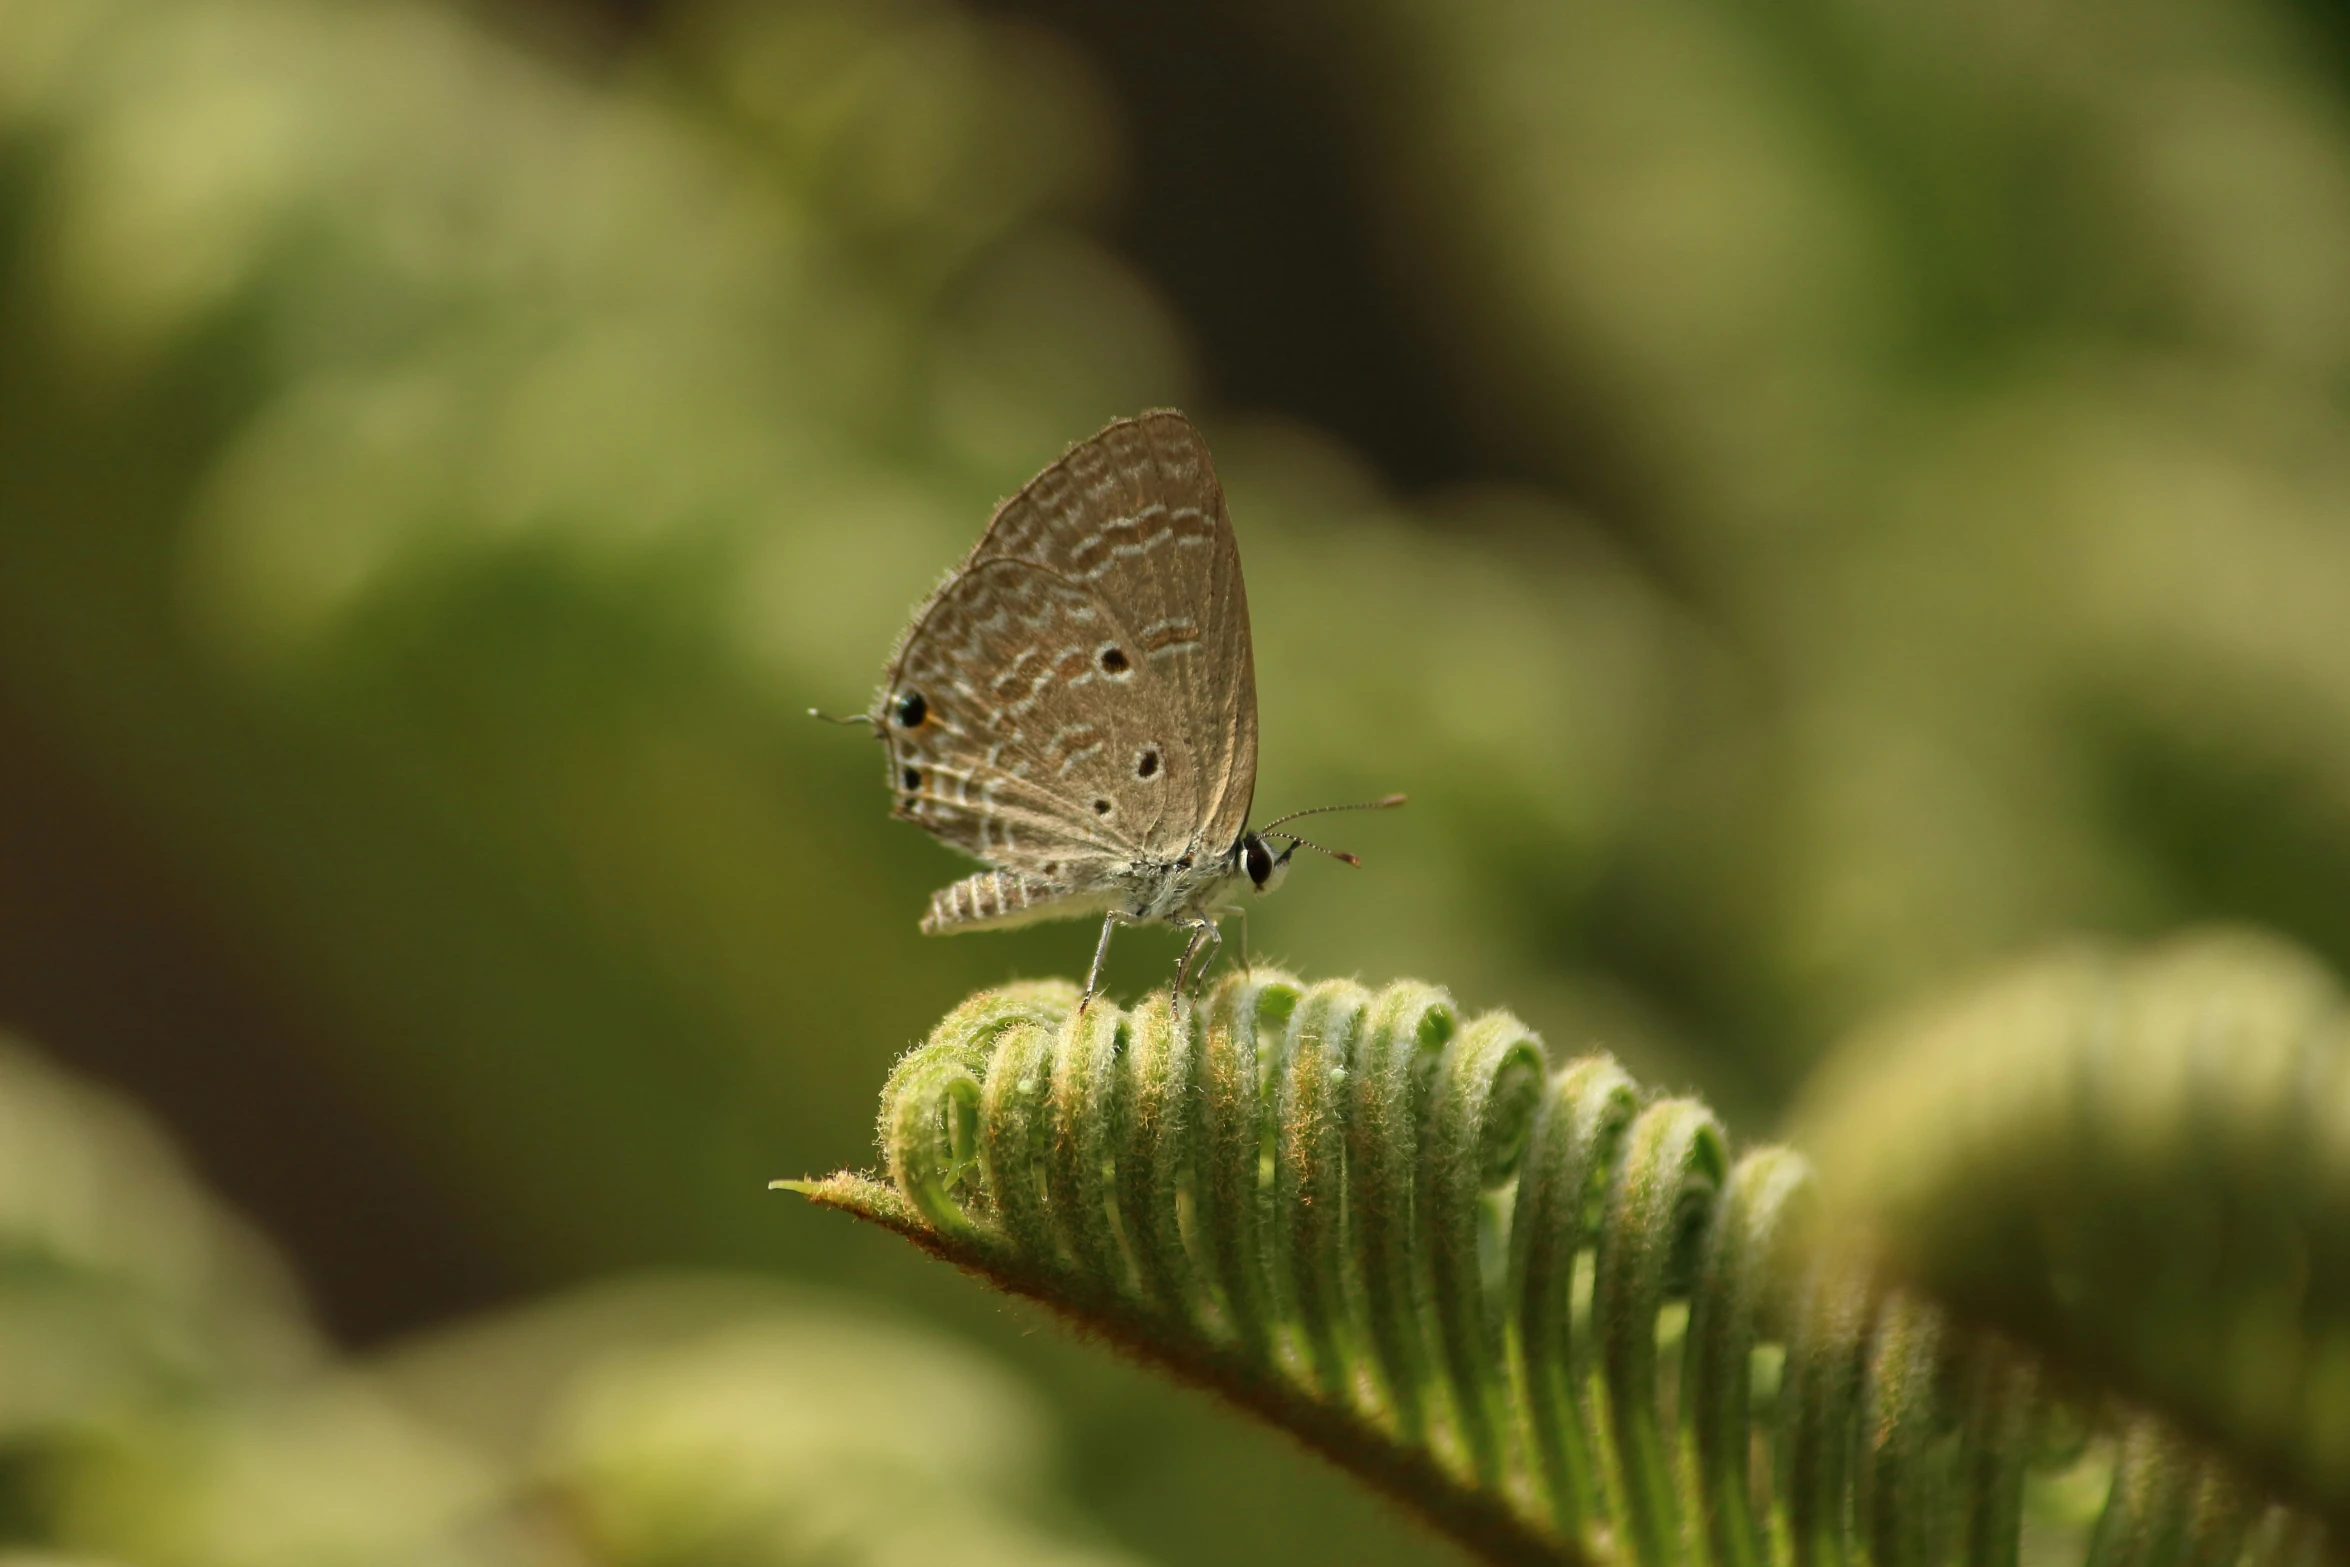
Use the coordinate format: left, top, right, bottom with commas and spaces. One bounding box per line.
961, 410, 1258, 857
880, 412, 1259, 880
883, 556, 1149, 883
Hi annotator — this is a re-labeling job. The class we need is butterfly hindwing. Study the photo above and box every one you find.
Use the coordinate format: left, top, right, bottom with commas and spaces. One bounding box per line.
885, 557, 1158, 882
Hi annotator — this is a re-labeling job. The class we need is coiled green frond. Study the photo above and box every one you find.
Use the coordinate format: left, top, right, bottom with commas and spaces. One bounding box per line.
1798, 930, 2350, 1530
793, 968, 2329, 1566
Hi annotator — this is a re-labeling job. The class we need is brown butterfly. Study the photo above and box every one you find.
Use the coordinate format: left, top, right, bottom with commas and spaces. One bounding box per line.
836, 410, 1400, 1006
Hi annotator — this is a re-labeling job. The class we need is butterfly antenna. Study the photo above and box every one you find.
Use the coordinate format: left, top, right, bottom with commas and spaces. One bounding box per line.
1274, 833, 1364, 868
807, 707, 873, 727
1257, 793, 1407, 834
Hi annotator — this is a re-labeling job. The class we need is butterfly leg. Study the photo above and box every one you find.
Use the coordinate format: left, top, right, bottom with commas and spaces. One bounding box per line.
1171, 917, 1222, 1004
1078, 912, 1131, 1014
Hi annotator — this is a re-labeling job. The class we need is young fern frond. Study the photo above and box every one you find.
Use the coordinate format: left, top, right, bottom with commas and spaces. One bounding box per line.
1797, 930, 2350, 1531
791, 968, 2331, 1567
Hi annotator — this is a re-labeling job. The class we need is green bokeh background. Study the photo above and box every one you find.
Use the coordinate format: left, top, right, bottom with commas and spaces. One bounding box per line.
5, 0, 2350, 1559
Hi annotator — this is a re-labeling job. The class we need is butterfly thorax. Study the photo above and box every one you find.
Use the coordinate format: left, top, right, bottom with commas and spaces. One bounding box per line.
1115, 839, 1250, 922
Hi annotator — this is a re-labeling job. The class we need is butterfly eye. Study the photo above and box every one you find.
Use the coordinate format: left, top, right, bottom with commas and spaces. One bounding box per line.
1244, 837, 1274, 887
895, 691, 927, 727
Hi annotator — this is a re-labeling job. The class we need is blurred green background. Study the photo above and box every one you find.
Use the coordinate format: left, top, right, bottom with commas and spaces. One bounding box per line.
5, 0, 2350, 1559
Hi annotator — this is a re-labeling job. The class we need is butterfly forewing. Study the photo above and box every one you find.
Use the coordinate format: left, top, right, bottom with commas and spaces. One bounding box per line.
974, 411, 1257, 853
881, 410, 1260, 879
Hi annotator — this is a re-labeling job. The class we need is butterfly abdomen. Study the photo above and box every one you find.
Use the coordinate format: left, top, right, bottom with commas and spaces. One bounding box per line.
921, 870, 1100, 934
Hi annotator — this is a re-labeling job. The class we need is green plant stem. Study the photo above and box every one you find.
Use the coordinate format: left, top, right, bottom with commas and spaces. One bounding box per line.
783, 1172, 1578, 1567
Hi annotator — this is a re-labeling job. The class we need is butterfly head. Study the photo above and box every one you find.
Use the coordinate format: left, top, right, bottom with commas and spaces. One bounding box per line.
1240, 832, 1296, 896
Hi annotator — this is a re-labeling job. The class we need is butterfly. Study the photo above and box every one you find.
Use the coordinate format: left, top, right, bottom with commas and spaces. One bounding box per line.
849, 410, 1400, 1007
